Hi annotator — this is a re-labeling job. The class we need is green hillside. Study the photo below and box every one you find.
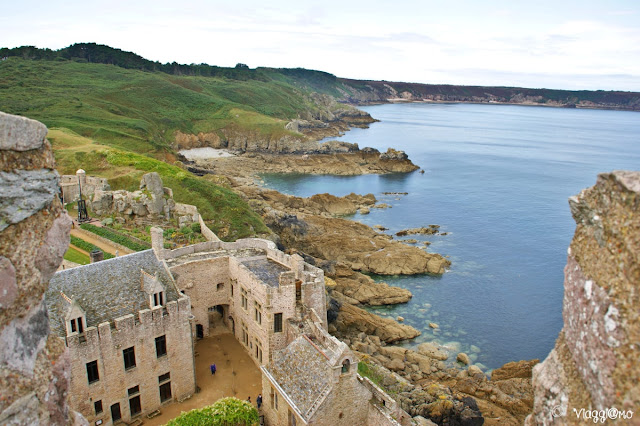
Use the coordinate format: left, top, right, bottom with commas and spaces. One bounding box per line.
0, 57, 320, 155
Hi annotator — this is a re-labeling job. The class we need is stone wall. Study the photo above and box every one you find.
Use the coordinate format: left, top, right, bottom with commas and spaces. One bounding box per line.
67, 298, 195, 425
171, 257, 231, 338
526, 171, 640, 425
0, 111, 75, 424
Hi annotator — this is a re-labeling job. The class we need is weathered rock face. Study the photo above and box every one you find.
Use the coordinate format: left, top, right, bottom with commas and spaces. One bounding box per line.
0, 111, 76, 424
334, 302, 420, 343
332, 263, 412, 305
526, 171, 640, 425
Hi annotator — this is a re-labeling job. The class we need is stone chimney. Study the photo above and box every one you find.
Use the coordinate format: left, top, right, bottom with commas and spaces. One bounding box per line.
89, 249, 104, 263
151, 226, 164, 260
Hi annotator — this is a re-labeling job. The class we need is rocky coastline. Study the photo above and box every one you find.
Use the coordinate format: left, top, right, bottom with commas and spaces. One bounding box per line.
178, 138, 542, 424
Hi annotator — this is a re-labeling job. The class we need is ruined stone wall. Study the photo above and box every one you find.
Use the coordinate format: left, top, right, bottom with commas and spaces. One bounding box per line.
170, 257, 231, 337
526, 171, 640, 425
67, 298, 195, 425
60, 175, 109, 204
0, 111, 75, 424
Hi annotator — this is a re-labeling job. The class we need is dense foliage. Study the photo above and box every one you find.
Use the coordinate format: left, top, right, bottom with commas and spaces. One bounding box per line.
166, 397, 259, 426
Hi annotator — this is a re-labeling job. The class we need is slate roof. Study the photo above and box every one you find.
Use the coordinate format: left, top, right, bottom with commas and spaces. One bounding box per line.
46, 250, 179, 337
264, 335, 332, 418
241, 257, 290, 287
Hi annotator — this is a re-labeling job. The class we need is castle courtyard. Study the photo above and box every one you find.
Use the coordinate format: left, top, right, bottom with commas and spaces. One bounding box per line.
145, 328, 262, 426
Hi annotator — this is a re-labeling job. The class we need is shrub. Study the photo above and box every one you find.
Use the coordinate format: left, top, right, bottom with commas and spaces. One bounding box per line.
167, 397, 258, 426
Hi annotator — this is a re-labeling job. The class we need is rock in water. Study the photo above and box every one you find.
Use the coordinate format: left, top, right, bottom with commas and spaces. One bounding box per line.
457, 352, 470, 365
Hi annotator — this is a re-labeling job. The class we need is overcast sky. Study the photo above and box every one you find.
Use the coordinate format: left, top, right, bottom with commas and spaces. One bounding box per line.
2, 0, 640, 91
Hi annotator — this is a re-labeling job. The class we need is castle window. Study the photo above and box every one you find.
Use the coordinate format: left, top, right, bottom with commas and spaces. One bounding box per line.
270, 387, 278, 409
159, 373, 172, 403
217, 283, 224, 291
110, 403, 121, 422
241, 322, 249, 346
254, 301, 262, 325
241, 288, 248, 310
256, 340, 263, 363
94, 400, 103, 415
231, 284, 234, 296
129, 395, 141, 417
155, 335, 167, 358
86, 360, 99, 384
128, 385, 139, 396
70, 317, 84, 334
153, 291, 164, 307
341, 359, 351, 374
123, 346, 136, 370
274, 313, 283, 333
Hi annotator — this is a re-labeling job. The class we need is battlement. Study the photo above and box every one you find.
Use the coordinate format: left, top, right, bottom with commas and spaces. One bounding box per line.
65, 297, 191, 351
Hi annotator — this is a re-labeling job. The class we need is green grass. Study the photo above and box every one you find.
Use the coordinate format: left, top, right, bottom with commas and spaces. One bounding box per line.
0, 58, 318, 155
69, 236, 115, 259
63, 246, 90, 265
358, 361, 385, 388
79, 223, 151, 251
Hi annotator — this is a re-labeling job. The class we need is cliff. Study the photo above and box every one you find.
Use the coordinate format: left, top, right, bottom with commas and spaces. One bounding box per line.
336, 79, 640, 111
0, 111, 79, 424
525, 171, 640, 425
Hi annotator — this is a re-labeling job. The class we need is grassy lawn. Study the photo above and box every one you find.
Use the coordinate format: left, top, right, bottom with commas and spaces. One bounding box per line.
64, 246, 90, 265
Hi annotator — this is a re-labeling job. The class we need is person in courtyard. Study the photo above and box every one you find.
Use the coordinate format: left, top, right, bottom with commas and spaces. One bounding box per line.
210, 363, 216, 375
257, 394, 262, 409
247, 396, 251, 404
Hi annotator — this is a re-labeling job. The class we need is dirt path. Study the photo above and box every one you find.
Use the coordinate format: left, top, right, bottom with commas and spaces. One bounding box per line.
145, 329, 263, 425
70, 226, 134, 256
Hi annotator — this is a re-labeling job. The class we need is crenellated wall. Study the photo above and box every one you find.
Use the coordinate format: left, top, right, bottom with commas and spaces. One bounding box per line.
526, 171, 640, 425
66, 297, 195, 425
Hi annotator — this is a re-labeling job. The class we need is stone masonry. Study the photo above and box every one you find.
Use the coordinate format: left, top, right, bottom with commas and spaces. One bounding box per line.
526, 171, 640, 425
0, 111, 77, 424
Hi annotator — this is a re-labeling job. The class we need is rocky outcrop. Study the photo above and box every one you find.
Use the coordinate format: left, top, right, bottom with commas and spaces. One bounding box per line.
526, 171, 640, 425
331, 263, 412, 305
183, 147, 419, 177
0, 111, 77, 424
267, 212, 450, 275
333, 302, 420, 343
396, 225, 440, 237
254, 189, 376, 217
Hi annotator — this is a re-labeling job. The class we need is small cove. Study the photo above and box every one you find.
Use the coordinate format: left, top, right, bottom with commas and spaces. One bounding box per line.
261, 103, 640, 370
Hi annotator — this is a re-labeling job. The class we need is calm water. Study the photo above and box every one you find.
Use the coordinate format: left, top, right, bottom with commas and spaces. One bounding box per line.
262, 103, 640, 370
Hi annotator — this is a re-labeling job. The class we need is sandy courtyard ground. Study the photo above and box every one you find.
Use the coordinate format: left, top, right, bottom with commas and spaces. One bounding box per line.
145, 328, 262, 425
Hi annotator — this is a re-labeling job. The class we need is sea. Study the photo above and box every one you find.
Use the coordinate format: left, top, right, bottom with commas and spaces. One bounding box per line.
260, 103, 640, 370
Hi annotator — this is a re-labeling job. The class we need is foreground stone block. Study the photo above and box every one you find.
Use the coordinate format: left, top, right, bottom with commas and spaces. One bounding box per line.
0, 111, 75, 424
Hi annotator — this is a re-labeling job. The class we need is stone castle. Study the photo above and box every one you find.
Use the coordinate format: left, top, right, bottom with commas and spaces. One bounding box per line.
46, 222, 411, 425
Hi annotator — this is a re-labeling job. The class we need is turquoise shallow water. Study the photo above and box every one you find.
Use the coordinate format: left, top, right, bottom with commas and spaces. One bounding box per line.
261, 103, 640, 370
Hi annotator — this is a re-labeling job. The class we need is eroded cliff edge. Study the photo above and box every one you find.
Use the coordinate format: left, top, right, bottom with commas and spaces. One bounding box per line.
526, 171, 640, 425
